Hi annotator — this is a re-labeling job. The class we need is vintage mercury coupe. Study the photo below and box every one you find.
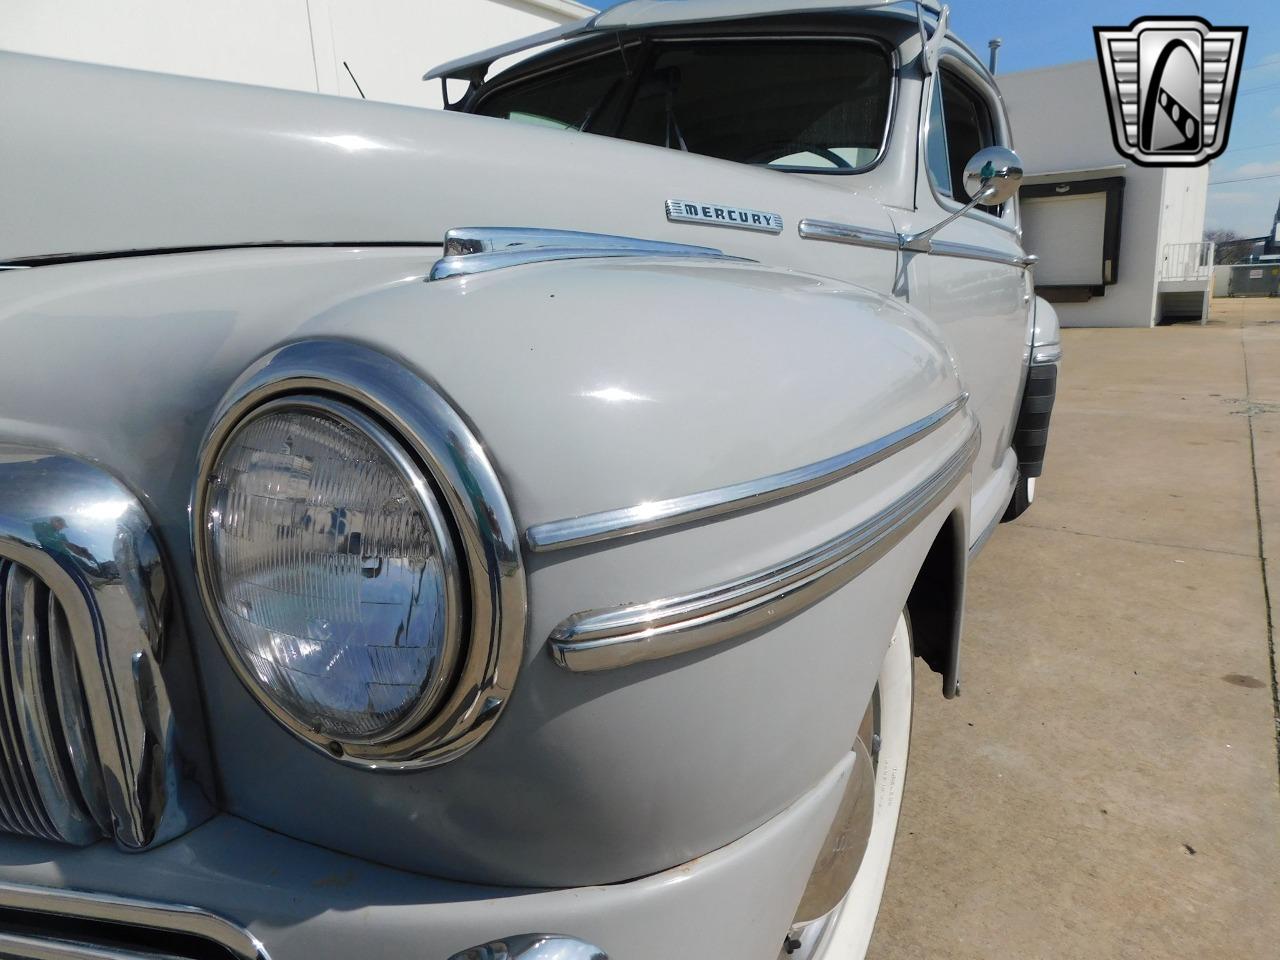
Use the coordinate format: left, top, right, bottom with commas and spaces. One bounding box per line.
0, 1, 1059, 958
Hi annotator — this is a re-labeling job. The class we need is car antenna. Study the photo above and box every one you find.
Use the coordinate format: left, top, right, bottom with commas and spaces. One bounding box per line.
343, 61, 366, 99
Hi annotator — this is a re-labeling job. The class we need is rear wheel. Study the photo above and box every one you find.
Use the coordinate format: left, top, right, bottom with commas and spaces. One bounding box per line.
788, 612, 914, 959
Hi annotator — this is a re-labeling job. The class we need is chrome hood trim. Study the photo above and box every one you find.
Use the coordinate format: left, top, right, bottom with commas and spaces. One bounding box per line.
430, 227, 736, 280
527, 395, 967, 552
548, 424, 978, 672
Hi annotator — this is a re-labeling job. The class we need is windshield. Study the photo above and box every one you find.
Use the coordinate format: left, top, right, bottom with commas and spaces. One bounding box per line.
473, 38, 893, 174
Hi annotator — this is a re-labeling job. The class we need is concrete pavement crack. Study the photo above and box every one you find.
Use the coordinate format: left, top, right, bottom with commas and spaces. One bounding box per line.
1241, 323, 1280, 785
1014, 521, 1258, 559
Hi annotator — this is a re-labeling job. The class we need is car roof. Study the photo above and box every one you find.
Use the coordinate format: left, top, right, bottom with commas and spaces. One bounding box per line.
424, 0, 944, 82
592, 0, 940, 29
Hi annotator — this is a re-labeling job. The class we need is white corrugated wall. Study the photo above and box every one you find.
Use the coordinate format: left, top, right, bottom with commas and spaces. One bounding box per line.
0, 0, 594, 108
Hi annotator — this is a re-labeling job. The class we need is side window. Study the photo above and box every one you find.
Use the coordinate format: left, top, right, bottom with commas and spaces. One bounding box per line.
928, 67, 1002, 215
925, 76, 952, 196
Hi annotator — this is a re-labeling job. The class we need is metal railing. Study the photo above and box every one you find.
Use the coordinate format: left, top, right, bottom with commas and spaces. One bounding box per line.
1160, 241, 1215, 280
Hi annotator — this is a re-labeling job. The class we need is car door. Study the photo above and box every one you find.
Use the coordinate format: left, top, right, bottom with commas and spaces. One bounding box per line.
895, 54, 1032, 545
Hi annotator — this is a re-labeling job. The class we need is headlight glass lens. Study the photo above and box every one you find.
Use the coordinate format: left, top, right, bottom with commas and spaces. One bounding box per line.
204, 403, 458, 743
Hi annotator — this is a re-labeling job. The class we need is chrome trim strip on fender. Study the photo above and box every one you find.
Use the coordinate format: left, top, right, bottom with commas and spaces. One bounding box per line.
0, 880, 269, 960
797, 219, 900, 251
526, 396, 968, 553
928, 239, 1036, 268
430, 228, 740, 280
548, 426, 980, 673
797, 219, 1037, 268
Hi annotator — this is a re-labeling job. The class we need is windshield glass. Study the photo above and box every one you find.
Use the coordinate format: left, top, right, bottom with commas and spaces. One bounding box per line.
474, 38, 893, 173
475, 50, 629, 131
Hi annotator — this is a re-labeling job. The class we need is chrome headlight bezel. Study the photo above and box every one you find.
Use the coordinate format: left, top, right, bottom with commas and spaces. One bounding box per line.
193, 340, 526, 771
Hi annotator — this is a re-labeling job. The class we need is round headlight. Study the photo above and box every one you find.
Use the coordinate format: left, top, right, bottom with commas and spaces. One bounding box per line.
200, 396, 463, 748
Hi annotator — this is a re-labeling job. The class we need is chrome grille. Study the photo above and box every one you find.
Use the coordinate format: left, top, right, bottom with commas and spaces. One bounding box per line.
0, 445, 212, 850
0, 559, 107, 844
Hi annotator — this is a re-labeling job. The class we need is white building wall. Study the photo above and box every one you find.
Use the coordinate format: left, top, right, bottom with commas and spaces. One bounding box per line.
1158, 167, 1210, 248
0, 0, 593, 108
1001, 60, 1190, 328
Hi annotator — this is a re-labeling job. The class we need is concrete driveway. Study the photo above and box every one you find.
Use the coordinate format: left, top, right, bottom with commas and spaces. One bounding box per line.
869, 297, 1280, 959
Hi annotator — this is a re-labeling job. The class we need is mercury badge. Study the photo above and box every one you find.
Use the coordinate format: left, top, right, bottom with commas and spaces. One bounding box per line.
666, 200, 784, 235
1094, 17, 1247, 167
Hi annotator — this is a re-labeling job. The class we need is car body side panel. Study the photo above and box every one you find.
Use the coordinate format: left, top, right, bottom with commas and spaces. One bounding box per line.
914, 246, 1026, 539
0, 52, 896, 295
0, 248, 969, 886
890, 61, 1031, 543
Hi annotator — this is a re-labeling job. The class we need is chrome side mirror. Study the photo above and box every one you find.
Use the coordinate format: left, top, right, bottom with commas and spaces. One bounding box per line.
901, 146, 1025, 253
962, 146, 1024, 206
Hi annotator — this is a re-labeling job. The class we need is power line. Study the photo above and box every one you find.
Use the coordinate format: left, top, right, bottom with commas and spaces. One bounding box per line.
1239, 81, 1280, 97
1243, 55, 1280, 73
1209, 173, 1280, 186
1223, 140, 1280, 153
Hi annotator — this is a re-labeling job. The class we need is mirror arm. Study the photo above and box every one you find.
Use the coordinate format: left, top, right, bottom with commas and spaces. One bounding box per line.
898, 184, 998, 253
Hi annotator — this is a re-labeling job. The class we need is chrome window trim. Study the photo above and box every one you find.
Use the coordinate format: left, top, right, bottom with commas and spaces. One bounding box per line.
193, 340, 526, 771
548, 425, 978, 673
527, 395, 967, 553
0, 880, 269, 960
430, 228, 739, 281
0, 447, 212, 850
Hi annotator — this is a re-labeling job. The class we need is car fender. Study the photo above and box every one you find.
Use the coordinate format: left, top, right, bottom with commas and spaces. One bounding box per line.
0, 249, 975, 886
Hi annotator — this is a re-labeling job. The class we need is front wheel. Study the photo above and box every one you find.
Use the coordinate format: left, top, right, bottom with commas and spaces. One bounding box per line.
789, 612, 914, 959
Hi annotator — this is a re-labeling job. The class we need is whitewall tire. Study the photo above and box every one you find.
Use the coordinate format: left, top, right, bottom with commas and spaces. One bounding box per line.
811, 612, 914, 959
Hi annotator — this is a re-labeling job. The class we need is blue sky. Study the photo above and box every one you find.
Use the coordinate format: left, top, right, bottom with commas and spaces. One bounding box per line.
588, 1, 1280, 238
